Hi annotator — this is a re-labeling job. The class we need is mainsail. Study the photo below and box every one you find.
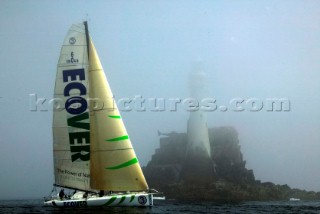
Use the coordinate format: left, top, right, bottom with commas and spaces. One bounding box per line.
53, 23, 91, 191
52, 22, 148, 192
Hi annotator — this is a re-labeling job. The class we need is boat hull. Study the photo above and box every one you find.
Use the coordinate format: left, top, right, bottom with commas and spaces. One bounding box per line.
44, 193, 153, 207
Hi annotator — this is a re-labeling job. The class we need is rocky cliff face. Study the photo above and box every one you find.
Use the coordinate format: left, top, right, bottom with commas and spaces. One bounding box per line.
144, 127, 254, 185
143, 127, 320, 202
210, 127, 255, 185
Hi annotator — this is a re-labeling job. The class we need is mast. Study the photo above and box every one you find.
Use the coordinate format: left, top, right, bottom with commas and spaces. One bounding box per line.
84, 21, 90, 59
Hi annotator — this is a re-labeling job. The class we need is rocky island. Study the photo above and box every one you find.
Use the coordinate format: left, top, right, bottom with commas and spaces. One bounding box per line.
143, 127, 320, 202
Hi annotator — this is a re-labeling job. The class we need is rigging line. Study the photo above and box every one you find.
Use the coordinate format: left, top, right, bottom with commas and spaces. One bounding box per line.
53, 184, 97, 194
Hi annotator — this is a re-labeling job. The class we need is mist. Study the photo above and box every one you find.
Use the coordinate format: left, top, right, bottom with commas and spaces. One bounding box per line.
0, 0, 320, 199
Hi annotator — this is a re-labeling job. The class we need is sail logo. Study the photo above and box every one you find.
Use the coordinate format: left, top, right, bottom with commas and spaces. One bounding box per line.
63, 68, 90, 162
69, 37, 76, 45
66, 52, 79, 64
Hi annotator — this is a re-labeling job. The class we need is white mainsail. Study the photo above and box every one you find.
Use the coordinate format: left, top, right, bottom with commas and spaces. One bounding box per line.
53, 23, 91, 191
52, 22, 148, 192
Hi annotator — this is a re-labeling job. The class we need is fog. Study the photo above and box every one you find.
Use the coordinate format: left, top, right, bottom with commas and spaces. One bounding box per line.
0, 0, 320, 199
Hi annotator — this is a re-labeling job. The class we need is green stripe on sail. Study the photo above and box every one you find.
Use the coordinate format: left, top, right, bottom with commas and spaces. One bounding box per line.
118, 196, 126, 205
130, 195, 135, 203
106, 135, 129, 142
105, 196, 117, 206
108, 115, 121, 119
106, 157, 138, 170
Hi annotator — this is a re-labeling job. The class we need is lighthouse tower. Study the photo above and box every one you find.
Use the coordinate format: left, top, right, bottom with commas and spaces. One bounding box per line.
186, 62, 211, 158
181, 61, 214, 184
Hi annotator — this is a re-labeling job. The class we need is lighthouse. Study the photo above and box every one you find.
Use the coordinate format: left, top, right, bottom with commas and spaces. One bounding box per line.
181, 61, 214, 184
186, 61, 211, 158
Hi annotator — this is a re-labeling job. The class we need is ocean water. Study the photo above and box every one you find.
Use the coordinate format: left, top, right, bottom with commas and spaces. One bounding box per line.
0, 199, 319, 214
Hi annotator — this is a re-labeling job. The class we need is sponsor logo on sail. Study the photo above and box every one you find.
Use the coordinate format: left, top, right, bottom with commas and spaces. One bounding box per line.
69, 37, 76, 45
66, 52, 79, 64
63, 68, 90, 162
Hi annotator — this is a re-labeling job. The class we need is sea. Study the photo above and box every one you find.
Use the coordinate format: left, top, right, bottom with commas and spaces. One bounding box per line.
0, 199, 319, 214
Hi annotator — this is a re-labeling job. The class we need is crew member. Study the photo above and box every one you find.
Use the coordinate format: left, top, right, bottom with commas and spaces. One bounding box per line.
59, 189, 65, 200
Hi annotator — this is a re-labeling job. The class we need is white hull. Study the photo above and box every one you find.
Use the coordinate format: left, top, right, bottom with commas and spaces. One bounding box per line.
44, 193, 153, 207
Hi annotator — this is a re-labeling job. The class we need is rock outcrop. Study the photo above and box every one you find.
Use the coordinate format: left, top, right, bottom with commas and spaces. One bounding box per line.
143, 127, 320, 202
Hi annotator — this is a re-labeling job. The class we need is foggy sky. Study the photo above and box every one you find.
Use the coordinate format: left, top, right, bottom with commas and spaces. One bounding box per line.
1, 0, 320, 199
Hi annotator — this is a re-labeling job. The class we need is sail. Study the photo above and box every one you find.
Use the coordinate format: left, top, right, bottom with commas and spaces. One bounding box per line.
53, 21, 148, 192
87, 33, 149, 191
53, 23, 91, 191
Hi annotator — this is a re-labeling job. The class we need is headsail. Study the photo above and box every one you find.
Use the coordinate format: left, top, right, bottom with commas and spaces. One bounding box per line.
87, 29, 149, 191
53, 23, 91, 191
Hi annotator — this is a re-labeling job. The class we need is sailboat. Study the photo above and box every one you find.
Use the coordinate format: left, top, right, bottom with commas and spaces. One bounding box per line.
44, 22, 155, 207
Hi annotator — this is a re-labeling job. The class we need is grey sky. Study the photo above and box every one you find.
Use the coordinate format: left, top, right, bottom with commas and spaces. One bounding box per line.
0, 0, 319, 199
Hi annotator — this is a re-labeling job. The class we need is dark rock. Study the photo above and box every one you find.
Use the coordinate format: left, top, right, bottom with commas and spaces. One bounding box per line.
144, 127, 320, 202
